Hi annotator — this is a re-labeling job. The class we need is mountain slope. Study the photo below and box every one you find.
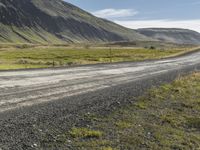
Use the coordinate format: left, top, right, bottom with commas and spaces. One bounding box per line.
0, 0, 149, 44
137, 28, 200, 45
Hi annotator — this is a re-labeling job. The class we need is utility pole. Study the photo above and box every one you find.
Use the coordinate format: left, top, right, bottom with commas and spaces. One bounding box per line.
109, 47, 112, 63
53, 60, 55, 67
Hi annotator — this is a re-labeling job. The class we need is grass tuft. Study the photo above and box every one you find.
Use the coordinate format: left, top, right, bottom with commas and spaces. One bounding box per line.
187, 118, 200, 129
70, 128, 103, 139
115, 121, 132, 129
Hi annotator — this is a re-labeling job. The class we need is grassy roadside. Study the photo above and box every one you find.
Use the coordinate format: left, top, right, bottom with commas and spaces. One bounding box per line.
0, 45, 197, 70
39, 72, 200, 149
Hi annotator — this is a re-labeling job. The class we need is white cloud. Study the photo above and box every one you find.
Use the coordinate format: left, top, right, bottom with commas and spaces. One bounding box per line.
93, 8, 138, 19
115, 19, 200, 32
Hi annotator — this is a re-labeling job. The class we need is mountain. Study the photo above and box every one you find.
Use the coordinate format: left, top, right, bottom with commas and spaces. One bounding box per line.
137, 28, 200, 45
0, 0, 150, 44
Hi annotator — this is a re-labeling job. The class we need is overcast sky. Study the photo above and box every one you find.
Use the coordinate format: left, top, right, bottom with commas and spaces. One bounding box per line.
64, 0, 200, 32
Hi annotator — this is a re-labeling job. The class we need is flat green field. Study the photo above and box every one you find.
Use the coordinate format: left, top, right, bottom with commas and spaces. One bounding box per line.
0, 45, 196, 70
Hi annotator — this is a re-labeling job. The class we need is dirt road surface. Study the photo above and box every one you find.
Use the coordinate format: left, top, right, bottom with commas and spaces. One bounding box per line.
0, 51, 200, 149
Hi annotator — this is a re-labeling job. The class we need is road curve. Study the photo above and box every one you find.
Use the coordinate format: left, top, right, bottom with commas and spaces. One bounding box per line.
0, 51, 200, 113
0, 51, 200, 149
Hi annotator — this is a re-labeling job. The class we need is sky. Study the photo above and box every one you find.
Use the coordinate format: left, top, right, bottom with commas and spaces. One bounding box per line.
64, 0, 200, 32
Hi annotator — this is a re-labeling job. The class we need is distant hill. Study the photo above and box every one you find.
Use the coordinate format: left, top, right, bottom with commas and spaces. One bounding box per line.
0, 0, 150, 44
137, 28, 200, 45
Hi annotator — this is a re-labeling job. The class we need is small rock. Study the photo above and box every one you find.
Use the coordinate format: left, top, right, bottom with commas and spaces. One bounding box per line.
32, 143, 37, 147
67, 140, 72, 143
39, 129, 42, 132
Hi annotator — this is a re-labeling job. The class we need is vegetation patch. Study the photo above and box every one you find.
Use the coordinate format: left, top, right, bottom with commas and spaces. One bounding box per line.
115, 121, 132, 129
187, 117, 200, 129
0, 44, 195, 70
70, 128, 103, 139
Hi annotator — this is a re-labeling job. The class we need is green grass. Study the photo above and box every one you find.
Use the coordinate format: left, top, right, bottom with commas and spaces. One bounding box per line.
0, 23, 65, 44
70, 128, 103, 139
0, 45, 194, 70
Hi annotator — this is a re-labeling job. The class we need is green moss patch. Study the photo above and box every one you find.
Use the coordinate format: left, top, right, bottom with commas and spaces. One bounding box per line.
70, 128, 103, 139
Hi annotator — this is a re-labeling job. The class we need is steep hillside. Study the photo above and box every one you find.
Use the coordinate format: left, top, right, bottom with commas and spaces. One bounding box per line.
0, 0, 149, 44
137, 28, 200, 45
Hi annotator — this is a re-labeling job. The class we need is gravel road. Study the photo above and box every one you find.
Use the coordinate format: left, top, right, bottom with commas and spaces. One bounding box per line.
0, 51, 200, 149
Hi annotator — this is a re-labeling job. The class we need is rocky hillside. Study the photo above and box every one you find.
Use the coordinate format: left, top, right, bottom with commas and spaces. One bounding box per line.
137, 28, 200, 45
0, 0, 149, 44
